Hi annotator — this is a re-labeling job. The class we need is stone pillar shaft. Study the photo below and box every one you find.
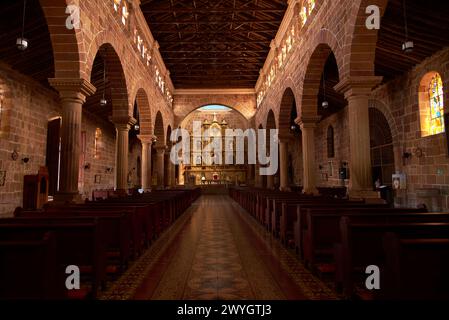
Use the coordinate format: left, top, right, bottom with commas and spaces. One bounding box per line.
298, 117, 320, 195
279, 140, 290, 191
138, 135, 153, 191
49, 79, 96, 202
347, 95, 373, 192
115, 124, 131, 191
334, 76, 383, 199
267, 174, 274, 190
156, 146, 166, 188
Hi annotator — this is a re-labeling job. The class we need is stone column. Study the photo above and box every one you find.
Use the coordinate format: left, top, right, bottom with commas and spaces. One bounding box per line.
297, 116, 320, 195
254, 164, 262, 187
164, 148, 175, 188
113, 117, 136, 192
138, 135, 153, 191
155, 145, 166, 188
179, 163, 185, 185
279, 137, 291, 192
267, 174, 275, 190
335, 76, 383, 199
49, 78, 96, 203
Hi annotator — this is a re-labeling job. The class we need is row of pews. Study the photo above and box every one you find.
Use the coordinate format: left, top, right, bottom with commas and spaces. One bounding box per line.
0, 188, 201, 300
230, 187, 449, 300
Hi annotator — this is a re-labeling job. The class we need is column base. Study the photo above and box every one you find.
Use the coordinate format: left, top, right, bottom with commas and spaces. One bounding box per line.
280, 187, 291, 192
349, 189, 385, 203
52, 192, 84, 205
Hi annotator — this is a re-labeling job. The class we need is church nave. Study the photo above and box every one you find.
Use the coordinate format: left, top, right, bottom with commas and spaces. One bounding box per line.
101, 195, 336, 300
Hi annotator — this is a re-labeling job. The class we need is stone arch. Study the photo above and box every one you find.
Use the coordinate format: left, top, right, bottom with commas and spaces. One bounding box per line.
368, 99, 401, 144
90, 43, 129, 119
369, 99, 403, 171
182, 104, 248, 124
308, 28, 345, 77
40, 0, 86, 79
278, 86, 299, 136
344, 0, 389, 78
132, 88, 152, 136
166, 125, 172, 145
369, 107, 395, 186
154, 111, 165, 144
299, 43, 336, 119
266, 109, 277, 130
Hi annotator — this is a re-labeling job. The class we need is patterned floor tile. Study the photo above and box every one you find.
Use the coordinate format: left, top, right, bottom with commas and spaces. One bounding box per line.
99, 195, 338, 300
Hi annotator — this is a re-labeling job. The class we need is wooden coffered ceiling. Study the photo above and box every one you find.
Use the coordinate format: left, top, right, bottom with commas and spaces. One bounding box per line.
140, 0, 289, 89
0, 1, 449, 94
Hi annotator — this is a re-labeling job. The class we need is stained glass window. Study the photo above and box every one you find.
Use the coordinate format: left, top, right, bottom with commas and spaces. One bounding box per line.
428, 73, 445, 135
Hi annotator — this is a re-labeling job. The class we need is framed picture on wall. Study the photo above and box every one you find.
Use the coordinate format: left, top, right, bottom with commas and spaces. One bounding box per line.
95, 175, 101, 184
0, 171, 6, 186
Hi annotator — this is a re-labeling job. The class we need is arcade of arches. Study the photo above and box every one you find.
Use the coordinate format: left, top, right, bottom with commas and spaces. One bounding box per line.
1, 0, 449, 300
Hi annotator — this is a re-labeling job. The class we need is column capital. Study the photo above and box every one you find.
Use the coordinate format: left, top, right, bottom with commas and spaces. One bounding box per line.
295, 115, 321, 128
111, 116, 137, 129
334, 76, 383, 99
49, 78, 96, 101
137, 134, 154, 144
155, 145, 167, 154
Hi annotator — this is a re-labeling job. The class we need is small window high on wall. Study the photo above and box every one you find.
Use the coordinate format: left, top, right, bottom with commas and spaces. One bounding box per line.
419, 72, 445, 137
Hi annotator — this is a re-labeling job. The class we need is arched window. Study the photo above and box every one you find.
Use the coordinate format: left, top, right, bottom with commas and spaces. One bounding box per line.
327, 126, 335, 158
419, 72, 445, 137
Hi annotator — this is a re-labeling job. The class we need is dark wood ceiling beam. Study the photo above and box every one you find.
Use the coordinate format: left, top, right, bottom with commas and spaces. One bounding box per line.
143, 9, 285, 13
158, 40, 270, 44
148, 20, 282, 24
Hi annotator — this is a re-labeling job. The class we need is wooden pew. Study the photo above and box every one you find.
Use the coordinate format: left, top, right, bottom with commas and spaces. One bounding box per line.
382, 233, 449, 300
0, 232, 64, 299
0, 220, 108, 299
292, 202, 387, 257
337, 218, 449, 299
15, 210, 131, 269
303, 209, 440, 269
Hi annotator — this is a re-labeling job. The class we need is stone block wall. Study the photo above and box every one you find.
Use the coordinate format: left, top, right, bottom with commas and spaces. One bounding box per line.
0, 64, 117, 216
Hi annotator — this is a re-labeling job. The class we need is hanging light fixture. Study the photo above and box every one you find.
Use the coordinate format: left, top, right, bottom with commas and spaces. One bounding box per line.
401, 0, 414, 53
16, 0, 28, 51
321, 69, 329, 109
100, 58, 107, 107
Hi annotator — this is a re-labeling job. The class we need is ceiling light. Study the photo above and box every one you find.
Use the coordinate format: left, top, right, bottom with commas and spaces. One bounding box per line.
401, 0, 413, 54
16, 38, 28, 51
402, 41, 414, 53
100, 98, 107, 107
17, 0, 28, 51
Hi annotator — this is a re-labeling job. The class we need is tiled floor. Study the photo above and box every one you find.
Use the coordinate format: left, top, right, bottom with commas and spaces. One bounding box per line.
100, 195, 337, 300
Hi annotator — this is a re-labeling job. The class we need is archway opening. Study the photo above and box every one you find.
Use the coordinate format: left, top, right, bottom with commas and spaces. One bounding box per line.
369, 108, 395, 190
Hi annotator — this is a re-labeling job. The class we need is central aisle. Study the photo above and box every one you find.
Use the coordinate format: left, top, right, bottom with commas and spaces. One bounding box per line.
101, 195, 337, 300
